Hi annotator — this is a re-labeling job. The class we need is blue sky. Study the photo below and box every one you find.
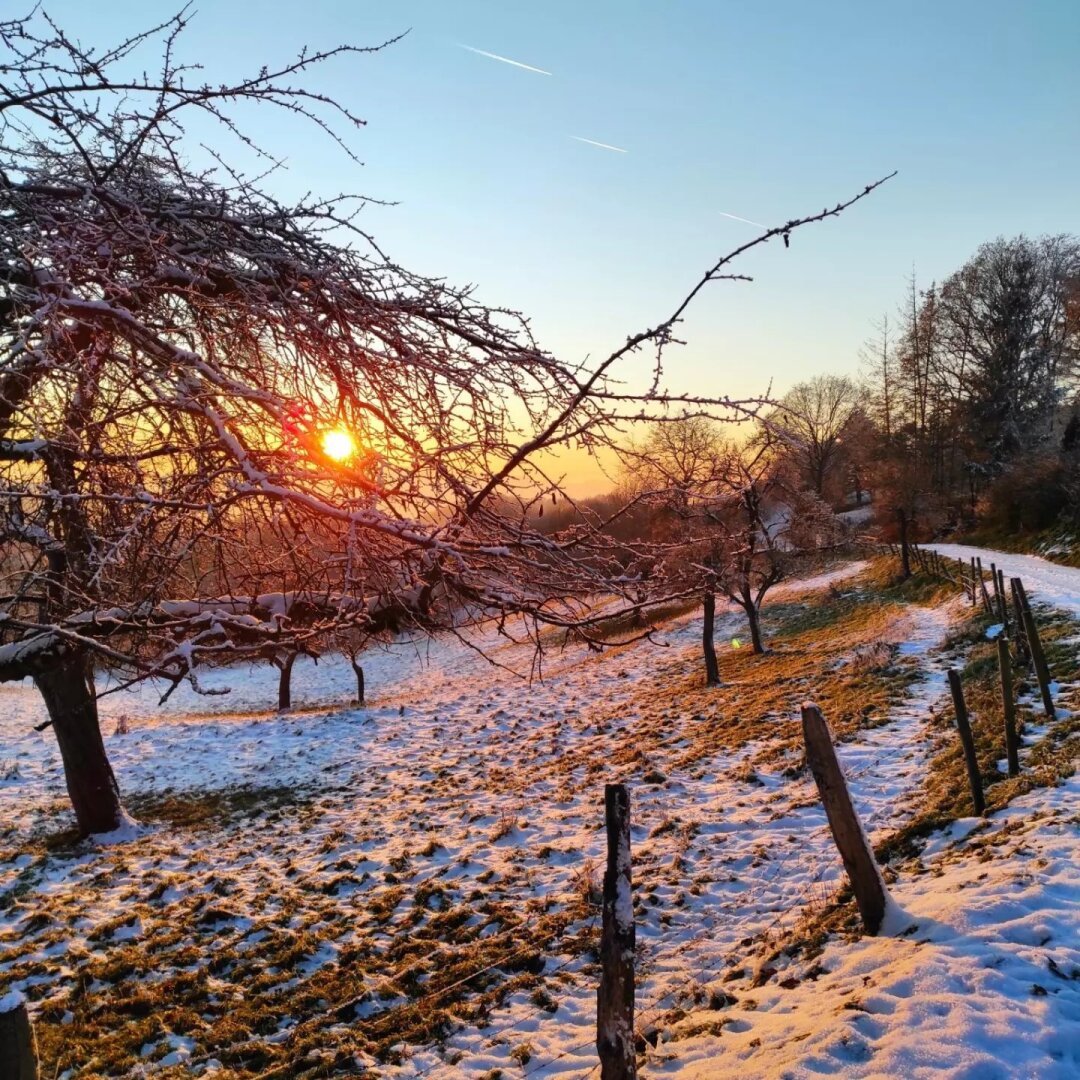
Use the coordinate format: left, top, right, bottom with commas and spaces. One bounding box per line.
35, 1, 1080, 431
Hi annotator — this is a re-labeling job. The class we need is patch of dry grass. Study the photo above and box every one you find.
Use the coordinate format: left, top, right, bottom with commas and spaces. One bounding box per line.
879, 606, 1080, 864
544, 568, 930, 786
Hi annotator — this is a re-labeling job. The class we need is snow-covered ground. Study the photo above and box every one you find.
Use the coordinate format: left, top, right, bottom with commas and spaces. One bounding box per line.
1, 557, 1077, 1077
663, 771, 1080, 1078
837, 504, 874, 527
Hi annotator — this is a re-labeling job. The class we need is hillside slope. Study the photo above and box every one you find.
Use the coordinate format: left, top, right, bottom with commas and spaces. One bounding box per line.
0, 558, 1077, 1077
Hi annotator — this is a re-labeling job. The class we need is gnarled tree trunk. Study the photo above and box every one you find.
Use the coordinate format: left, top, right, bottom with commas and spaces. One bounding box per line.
34, 652, 123, 836
744, 599, 766, 655
702, 593, 720, 686
277, 651, 298, 711
351, 658, 365, 705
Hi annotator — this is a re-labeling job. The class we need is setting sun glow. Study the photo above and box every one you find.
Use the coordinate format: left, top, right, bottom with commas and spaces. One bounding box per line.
320, 428, 357, 462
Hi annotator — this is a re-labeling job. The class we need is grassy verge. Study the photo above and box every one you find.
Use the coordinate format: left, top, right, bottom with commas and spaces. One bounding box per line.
575, 558, 956, 781
880, 605, 1079, 863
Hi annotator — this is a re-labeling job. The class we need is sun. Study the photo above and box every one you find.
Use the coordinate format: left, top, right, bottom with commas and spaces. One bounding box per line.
320, 427, 357, 462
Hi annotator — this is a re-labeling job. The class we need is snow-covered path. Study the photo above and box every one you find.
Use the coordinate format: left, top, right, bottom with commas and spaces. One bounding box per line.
929, 542, 1080, 616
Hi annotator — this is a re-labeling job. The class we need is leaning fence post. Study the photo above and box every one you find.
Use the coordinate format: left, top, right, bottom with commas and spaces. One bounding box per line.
1015, 588, 1055, 721
598, 783, 636, 1080
946, 670, 986, 816
996, 637, 1021, 778
975, 557, 993, 615
995, 568, 1009, 628
1009, 578, 1030, 665
970, 557, 978, 607
800, 704, 890, 934
0, 992, 39, 1080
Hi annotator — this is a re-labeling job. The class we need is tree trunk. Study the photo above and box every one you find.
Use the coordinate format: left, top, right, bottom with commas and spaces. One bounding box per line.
744, 600, 765, 655
277, 651, 297, 711
897, 507, 911, 579
351, 659, 365, 705
34, 653, 123, 836
0, 996, 38, 1080
702, 593, 720, 686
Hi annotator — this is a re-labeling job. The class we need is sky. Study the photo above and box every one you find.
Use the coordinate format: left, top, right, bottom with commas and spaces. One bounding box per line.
26, 0, 1080, 491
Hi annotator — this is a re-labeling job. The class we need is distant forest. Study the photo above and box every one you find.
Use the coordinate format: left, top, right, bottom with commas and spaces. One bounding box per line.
537, 233, 1080, 550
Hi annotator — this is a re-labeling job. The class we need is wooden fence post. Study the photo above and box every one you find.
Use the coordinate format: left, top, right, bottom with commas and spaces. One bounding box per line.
0, 993, 39, 1080
1015, 591, 1055, 721
996, 637, 1021, 778
975, 557, 993, 615
995, 568, 1008, 628
800, 705, 890, 935
946, 670, 986, 816
1009, 578, 1030, 665
598, 784, 636, 1080
970, 557, 978, 607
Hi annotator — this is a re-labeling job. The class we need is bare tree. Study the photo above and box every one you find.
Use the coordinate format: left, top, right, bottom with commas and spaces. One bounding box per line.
763, 375, 861, 500
860, 314, 894, 440
938, 235, 1080, 467
705, 441, 794, 655
0, 9, 891, 835
629, 418, 729, 682
623, 424, 833, 662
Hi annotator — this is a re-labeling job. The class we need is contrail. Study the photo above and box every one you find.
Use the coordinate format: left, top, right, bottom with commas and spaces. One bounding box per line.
719, 211, 766, 229
459, 45, 551, 76
570, 135, 628, 154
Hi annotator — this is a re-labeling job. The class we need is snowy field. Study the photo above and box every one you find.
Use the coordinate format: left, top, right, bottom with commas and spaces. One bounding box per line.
1, 556, 1078, 1077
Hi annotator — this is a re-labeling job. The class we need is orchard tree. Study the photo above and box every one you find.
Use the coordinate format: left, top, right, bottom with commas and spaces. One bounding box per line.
703, 439, 797, 655
0, 8, 890, 835
628, 417, 729, 683
623, 423, 835, 673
